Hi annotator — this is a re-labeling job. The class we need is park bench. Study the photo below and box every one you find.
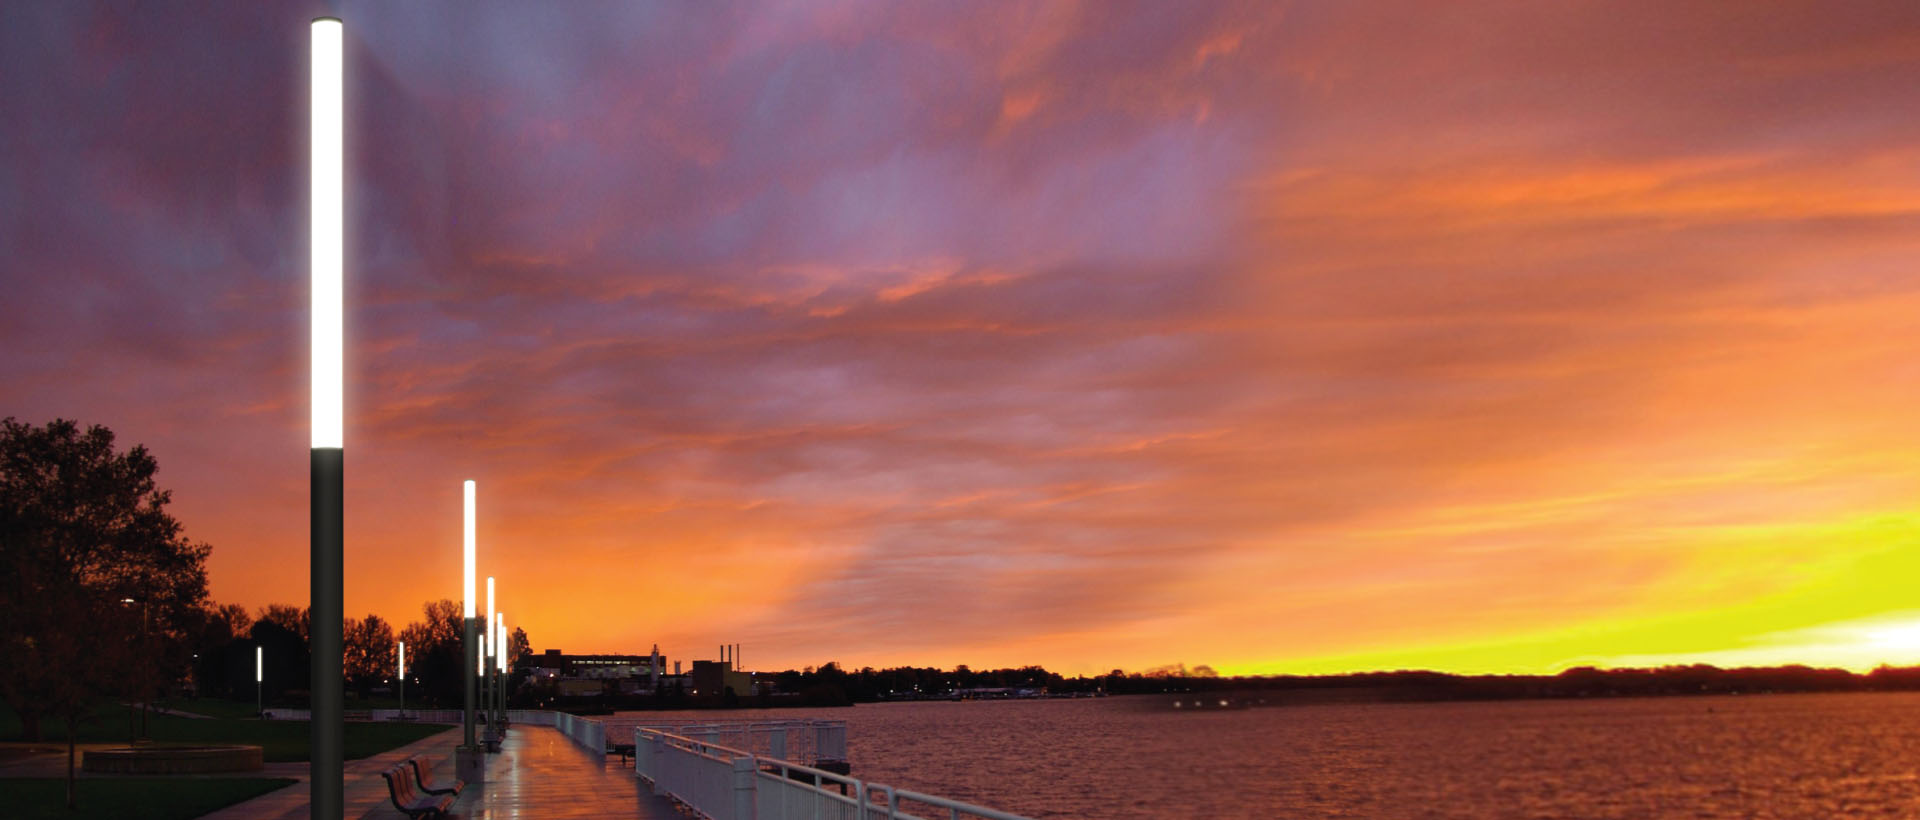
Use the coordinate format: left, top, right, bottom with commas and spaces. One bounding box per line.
408, 757, 464, 797
483, 715, 510, 752
381, 762, 455, 818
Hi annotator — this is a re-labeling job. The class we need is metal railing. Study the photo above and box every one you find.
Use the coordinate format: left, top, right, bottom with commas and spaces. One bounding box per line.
371, 708, 461, 723
506, 709, 557, 726
878, 787, 1035, 820
608, 718, 848, 765
258, 707, 519, 724
554, 710, 607, 752
636, 729, 1030, 820
544, 713, 847, 767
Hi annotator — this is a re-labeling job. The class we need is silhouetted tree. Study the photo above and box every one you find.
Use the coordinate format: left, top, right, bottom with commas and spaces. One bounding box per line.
257, 603, 310, 644
250, 619, 307, 705
397, 599, 465, 704
0, 418, 210, 808
343, 614, 395, 699
189, 603, 254, 698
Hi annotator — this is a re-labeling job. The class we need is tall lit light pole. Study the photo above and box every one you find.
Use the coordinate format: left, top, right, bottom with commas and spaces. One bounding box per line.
120, 597, 150, 741
397, 640, 406, 719
309, 17, 346, 820
495, 618, 507, 726
461, 480, 480, 764
485, 575, 495, 741
256, 645, 264, 717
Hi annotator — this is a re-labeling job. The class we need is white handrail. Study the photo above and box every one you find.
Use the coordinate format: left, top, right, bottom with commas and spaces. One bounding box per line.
636, 728, 1031, 820
604, 717, 849, 764
888, 787, 1035, 820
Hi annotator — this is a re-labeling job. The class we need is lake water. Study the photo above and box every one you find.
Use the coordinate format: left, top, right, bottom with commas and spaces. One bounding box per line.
620, 691, 1920, 818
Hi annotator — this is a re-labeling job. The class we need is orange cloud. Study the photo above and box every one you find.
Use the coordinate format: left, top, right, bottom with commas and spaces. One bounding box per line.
9, 0, 1920, 677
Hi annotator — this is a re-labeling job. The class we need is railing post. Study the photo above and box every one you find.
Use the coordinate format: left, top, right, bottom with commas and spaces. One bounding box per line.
651, 733, 668, 796
732, 755, 756, 820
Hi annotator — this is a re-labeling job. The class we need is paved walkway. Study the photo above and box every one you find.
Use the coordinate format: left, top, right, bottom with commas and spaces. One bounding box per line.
454, 726, 683, 820
194, 725, 683, 819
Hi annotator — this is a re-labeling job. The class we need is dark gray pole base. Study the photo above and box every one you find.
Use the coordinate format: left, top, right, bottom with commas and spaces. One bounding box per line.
463, 616, 477, 748
310, 447, 343, 820
457, 613, 486, 782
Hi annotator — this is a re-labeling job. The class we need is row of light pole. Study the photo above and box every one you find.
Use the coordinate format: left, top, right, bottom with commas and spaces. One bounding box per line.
307, 15, 517, 814
252, 641, 413, 722
476, 569, 512, 748
462, 483, 515, 764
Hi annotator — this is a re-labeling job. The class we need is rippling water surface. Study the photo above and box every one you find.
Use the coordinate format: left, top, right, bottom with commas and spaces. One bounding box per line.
622, 691, 1920, 818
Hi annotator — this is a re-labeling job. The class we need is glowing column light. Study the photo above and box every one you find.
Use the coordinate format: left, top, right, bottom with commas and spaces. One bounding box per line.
462, 480, 478, 750
311, 31, 343, 449
495, 617, 507, 723
496, 616, 507, 673
397, 641, 406, 719
308, 17, 347, 820
464, 482, 477, 619
483, 575, 496, 741
255, 645, 264, 717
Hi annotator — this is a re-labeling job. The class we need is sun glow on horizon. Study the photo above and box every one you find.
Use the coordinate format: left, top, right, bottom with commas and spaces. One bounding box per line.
12, 3, 1920, 679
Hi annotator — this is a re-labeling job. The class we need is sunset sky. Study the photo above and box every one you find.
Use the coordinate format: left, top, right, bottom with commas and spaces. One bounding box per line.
5, 1, 1920, 676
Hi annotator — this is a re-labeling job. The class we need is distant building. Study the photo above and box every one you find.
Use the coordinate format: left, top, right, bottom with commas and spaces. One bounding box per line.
517, 647, 775, 700
690, 659, 755, 699
952, 686, 1047, 699
524, 648, 667, 695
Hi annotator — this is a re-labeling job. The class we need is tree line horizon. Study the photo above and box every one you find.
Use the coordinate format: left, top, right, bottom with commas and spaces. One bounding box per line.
14, 416, 1920, 742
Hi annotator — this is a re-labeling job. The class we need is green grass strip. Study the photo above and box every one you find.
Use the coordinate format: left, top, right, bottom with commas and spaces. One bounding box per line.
2, 777, 298, 820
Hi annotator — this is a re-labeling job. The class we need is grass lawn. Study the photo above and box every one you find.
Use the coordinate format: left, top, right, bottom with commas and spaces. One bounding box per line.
169, 694, 430, 719
156, 699, 259, 720
4, 777, 297, 820
1, 701, 453, 762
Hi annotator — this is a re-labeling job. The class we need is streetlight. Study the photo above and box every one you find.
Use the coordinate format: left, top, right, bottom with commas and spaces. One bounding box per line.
120, 597, 150, 740
459, 480, 482, 779
495, 617, 507, 727
397, 640, 406, 720
485, 575, 495, 742
309, 16, 347, 820
256, 645, 264, 717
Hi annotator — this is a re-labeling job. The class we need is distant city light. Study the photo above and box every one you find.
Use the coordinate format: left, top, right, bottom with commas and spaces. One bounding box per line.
463, 481, 476, 618
310, 17, 343, 448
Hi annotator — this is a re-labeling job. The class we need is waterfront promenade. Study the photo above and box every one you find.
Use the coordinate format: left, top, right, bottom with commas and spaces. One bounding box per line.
197, 724, 681, 819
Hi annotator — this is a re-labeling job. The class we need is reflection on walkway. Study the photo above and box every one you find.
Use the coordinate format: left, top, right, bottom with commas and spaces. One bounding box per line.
456, 725, 682, 820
